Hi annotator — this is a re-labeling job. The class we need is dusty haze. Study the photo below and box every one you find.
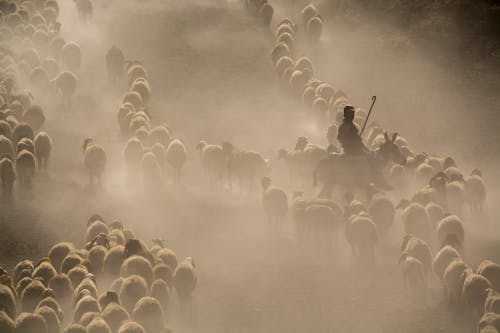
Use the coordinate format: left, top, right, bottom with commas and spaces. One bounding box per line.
1, 0, 499, 332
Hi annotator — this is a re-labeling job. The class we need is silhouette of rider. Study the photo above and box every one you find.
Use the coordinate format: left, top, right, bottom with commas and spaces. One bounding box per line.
337, 105, 367, 155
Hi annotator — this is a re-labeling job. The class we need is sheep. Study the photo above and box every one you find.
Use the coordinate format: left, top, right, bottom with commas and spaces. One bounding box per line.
48, 274, 73, 305
123, 137, 143, 175
15, 260, 34, 284
401, 235, 432, 277
195, 140, 225, 188
275, 56, 294, 78
73, 275, 98, 305
368, 195, 395, 231
461, 269, 493, 318
414, 163, 435, 188
277, 32, 294, 51
477, 260, 500, 292
307, 16, 323, 44
345, 214, 378, 264
446, 181, 465, 216
12, 122, 34, 144
119, 275, 148, 314
120, 255, 154, 286
17, 138, 36, 155
83, 138, 106, 185
36, 297, 64, 323
53, 71, 77, 110
123, 91, 143, 112
102, 302, 130, 333
103, 246, 125, 277
259, 2, 273, 26
16, 149, 37, 185
79, 312, 101, 326
35, 305, 61, 333
73, 294, 101, 322
61, 42, 81, 71
127, 64, 148, 88
173, 257, 197, 312
0, 311, 14, 333
271, 42, 290, 65
303, 203, 341, 249
289, 70, 308, 93
15, 312, 48, 333
22, 104, 45, 130
222, 142, 269, 192
477, 312, 500, 333
98, 290, 119, 310
106, 45, 125, 84
149, 125, 171, 147
432, 245, 461, 280
132, 297, 165, 333
61, 253, 83, 275
153, 264, 173, 287
150, 278, 170, 313
118, 321, 146, 333
399, 253, 426, 293
437, 215, 465, 249
425, 202, 445, 229
165, 139, 187, 184
261, 177, 288, 230
32, 261, 56, 286
88, 245, 108, 275
87, 318, 112, 333
21, 279, 46, 312
48, 242, 75, 273
142, 152, 161, 187
0, 284, 16, 319
131, 79, 151, 106
16, 277, 33, 297
74, 0, 93, 23
398, 201, 431, 242
64, 324, 87, 333
465, 173, 487, 212
443, 259, 469, 305
485, 289, 500, 314
301, 3, 317, 27
34, 131, 51, 172
0, 156, 15, 196
41, 57, 59, 79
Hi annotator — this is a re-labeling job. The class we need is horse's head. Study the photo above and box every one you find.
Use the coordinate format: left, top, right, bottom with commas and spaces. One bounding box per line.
378, 132, 406, 166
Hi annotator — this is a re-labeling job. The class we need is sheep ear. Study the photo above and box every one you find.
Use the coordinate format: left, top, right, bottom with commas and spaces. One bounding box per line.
392, 133, 398, 142
384, 132, 389, 142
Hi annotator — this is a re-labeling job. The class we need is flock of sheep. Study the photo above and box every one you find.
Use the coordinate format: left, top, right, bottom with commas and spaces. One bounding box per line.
0, 0, 499, 332
0, 214, 197, 333
247, 1, 498, 332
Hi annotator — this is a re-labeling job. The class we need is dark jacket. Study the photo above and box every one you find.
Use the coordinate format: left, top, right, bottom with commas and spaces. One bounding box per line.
337, 119, 365, 155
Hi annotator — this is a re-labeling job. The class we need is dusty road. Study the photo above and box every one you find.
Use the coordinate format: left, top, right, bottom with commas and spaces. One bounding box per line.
1, 1, 499, 332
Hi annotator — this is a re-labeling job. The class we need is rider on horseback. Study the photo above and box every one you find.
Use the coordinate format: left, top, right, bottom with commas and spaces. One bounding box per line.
337, 105, 368, 155
337, 105, 393, 190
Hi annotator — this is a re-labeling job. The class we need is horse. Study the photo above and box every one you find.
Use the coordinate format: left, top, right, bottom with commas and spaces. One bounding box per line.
313, 132, 407, 198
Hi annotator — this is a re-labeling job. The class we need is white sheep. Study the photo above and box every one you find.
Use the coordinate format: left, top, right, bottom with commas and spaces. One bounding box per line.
368, 195, 395, 231
461, 269, 493, 319
34, 131, 52, 173
16, 149, 37, 184
119, 275, 148, 314
261, 177, 288, 231
443, 259, 468, 305
101, 302, 130, 333
477, 260, 500, 293
53, 71, 77, 110
166, 139, 187, 184
117, 321, 146, 333
401, 234, 432, 277
399, 253, 426, 293
173, 257, 197, 313
195, 140, 225, 188
0, 311, 14, 333
432, 245, 461, 280
345, 214, 378, 264
436, 215, 465, 250
61, 42, 81, 71
398, 201, 431, 243
477, 312, 500, 333
0, 155, 15, 196
106, 45, 125, 84
15, 312, 48, 333
83, 138, 106, 185
465, 172, 487, 212
124, 137, 144, 174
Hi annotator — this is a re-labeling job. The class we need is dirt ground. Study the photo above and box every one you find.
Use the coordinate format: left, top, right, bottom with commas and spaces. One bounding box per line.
1, 1, 499, 332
